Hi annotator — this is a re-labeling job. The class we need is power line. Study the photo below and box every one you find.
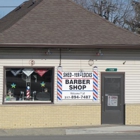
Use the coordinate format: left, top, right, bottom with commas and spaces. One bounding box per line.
0, 6, 17, 8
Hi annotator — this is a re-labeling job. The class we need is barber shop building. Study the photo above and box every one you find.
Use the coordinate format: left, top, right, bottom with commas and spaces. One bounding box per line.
0, 0, 140, 129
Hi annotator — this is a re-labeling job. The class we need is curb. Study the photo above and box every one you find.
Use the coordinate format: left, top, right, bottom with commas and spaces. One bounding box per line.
1, 126, 140, 136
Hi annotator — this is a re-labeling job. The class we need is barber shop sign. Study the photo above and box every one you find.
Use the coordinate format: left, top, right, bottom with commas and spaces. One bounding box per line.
57, 67, 98, 101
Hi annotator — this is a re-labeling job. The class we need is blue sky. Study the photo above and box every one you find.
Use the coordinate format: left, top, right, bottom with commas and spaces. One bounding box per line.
0, 0, 26, 18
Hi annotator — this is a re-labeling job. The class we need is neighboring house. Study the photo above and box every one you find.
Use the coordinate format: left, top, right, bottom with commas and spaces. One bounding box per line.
0, 0, 140, 129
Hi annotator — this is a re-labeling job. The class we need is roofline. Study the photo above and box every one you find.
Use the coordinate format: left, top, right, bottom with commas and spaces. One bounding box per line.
0, 43, 140, 49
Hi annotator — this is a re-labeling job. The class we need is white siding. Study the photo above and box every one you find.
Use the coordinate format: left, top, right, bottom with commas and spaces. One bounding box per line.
0, 48, 140, 104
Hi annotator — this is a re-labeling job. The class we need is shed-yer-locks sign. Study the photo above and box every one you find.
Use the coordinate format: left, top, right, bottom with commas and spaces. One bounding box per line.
60, 72, 94, 100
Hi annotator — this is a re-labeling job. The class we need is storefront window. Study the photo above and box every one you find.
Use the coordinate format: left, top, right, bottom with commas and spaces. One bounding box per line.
4, 68, 53, 103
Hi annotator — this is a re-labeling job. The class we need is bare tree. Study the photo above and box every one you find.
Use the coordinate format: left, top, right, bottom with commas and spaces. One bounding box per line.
125, 0, 140, 33
72, 0, 139, 32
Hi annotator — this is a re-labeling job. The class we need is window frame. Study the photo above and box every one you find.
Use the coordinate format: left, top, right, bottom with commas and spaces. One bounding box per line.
3, 66, 55, 104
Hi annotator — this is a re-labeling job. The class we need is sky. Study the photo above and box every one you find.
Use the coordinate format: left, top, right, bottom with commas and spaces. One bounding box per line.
0, 0, 26, 18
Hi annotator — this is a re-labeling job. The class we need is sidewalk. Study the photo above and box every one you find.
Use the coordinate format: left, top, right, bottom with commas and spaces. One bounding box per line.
0, 125, 140, 136
66, 125, 140, 135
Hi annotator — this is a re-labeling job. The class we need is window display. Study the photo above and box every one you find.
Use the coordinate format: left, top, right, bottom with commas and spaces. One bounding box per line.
4, 68, 53, 103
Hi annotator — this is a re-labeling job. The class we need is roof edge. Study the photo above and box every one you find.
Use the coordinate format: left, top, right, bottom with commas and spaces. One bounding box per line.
0, 43, 140, 49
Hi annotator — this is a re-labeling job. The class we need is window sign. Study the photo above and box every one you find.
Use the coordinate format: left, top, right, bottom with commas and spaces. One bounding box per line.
107, 96, 118, 106
57, 71, 98, 100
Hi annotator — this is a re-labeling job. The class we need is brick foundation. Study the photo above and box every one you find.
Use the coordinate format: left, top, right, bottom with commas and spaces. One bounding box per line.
0, 104, 101, 129
125, 104, 140, 125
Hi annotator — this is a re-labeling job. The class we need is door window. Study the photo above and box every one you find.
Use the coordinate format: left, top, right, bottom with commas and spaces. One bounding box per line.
104, 77, 121, 111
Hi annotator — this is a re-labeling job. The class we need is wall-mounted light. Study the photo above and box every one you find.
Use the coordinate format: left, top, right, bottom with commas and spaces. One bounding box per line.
45, 49, 52, 55
96, 49, 103, 56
